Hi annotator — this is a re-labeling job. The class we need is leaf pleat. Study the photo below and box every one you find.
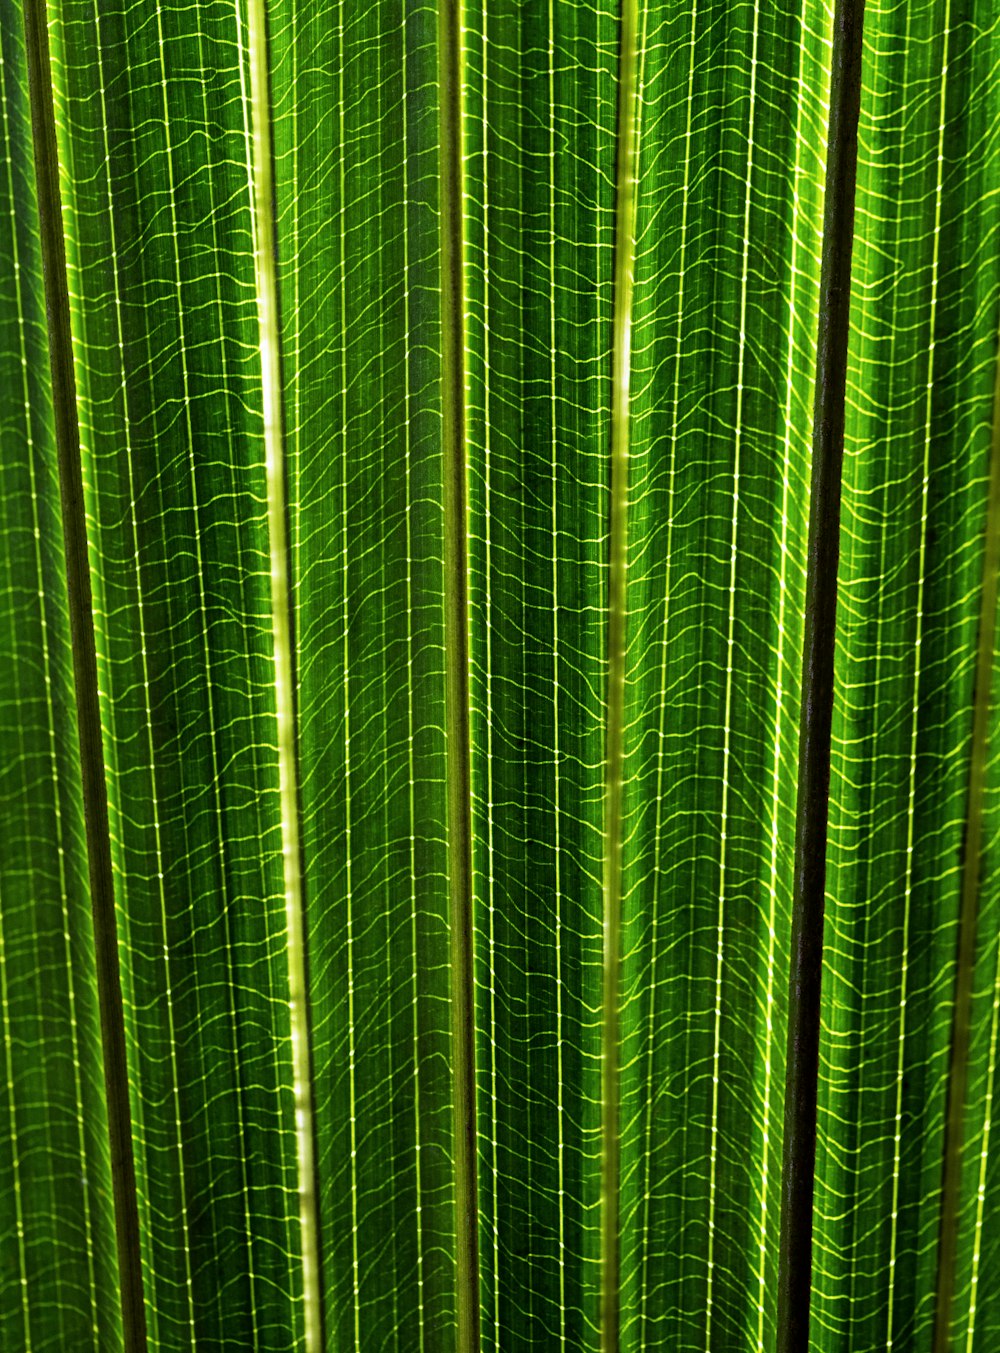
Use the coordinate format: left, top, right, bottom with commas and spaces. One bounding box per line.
45, 0, 305, 1344
270, 0, 459, 1345
813, 4, 1000, 1348
463, 1, 616, 1346
0, 7, 120, 1346
8, 0, 1000, 1348
615, 2, 834, 1349
950, 605, 1000, 1352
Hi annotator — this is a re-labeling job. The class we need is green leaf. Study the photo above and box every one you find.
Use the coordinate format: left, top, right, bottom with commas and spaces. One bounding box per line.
813, 5, 1000, 1348
616, 2, 834, 1348
0, 7, 120, 1347
45, 0, 307, 1343
463, 0, 616, 1346
4, 0, 1000, 1350
270, 0, 461, 1345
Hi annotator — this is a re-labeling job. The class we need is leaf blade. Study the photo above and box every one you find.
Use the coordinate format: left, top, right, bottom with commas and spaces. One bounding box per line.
813, 5, 1000, 1347
0, 7, 121, 1344
46, 0, 308, 1341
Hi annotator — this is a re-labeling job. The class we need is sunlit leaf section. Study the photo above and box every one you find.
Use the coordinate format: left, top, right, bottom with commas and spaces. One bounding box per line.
617, 2, 831, 1349
271, 0, 458, 1346
0, 6, 119, 1347
46, 0, 305, 1344
814, 6, 1000, 1348
464, 0, 616, 1346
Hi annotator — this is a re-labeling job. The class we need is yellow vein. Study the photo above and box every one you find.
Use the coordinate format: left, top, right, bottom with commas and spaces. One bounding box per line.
372, 20, 403, 1344
328, 0, 360, 1338
291, 0, 301, 598
705, 6, 761, 1343
439, 0, 479, 1342
231, 6, 307, 1325
602, 0, 640, 1342
546, 0, 569, 1342
479, 7, 501, 1348
287, 54, 308, 1333
844, 8, 910, 1340
243, 0, 322, 1344
637, 0, 689, 1343
885, 12, 950, 1346
399, 7, 429, 1345
518, 34, 539, 1345
756, 4, 809, 1342
329, 1, 362, 1342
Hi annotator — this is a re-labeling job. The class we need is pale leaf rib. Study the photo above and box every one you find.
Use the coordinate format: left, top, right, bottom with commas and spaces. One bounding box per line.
602, 0, 640, 1343
440, 0, 479, 1347
704, 5, 761, 1342
635, 5, 694, 1347
244, 0, 323, 1345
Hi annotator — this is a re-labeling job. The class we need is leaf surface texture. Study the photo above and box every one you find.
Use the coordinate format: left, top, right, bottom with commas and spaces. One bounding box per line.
1, 0, 999, 1350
